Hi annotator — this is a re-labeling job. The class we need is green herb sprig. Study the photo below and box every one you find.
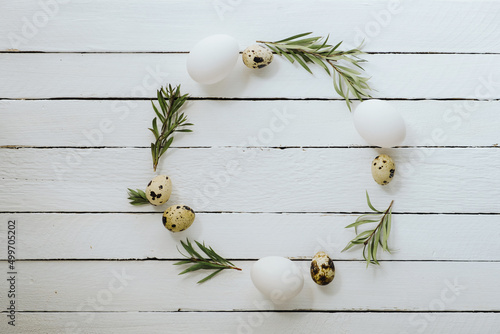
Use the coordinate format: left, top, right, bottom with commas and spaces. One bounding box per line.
257, 32, 372, 111
175, 239, 242, 284
150, 84, 193, 171
127, 188, 149, 206
342, 191, 394, 267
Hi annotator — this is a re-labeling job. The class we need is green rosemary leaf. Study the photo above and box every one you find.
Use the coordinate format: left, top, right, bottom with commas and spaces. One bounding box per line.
372, 227, 381, 264
127, 188, 150, 206
151, 101, 165, 123
150, 118, 159, 140
178, 263, 207, 275
274, 32, 312, 43
258, 32, 372, 111
174, 238, 242, 284
197, 268, 224, 284
341, 242, 357, 252
345, 219, 379, 229
195, 241, 219, 262
363, 242, 372, 267
289, 52, 312, 73
366, 191, 381, 213
345, 219, 379, 234
342, 193, 395, 267
309, 56, 331, 75
180, 239, 201, 260
150, 84, 193, 171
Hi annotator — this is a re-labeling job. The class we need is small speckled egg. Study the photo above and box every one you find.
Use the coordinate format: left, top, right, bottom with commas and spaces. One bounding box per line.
371, 154, 396, 185
310, 252, 335, 286
162, 205, 196, 232
145, 175, 172, 205
242, 44, 273, 69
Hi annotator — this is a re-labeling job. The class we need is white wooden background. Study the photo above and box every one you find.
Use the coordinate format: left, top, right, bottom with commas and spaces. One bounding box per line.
1, 0, 500, 333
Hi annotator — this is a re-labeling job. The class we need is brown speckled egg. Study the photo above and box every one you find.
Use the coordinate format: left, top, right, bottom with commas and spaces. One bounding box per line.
162, 205, 195, 232
371, 154, 396, 185
145, 175, 172, 205
310, 251, 335, 286
242, 44, 273, 69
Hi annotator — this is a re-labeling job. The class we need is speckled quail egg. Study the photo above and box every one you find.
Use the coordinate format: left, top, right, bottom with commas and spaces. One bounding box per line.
162, 205, 196, 232
145, 175, 172, 205
310, 252, 335, 286
242, 44, 273, 69
371, 154, 396, 185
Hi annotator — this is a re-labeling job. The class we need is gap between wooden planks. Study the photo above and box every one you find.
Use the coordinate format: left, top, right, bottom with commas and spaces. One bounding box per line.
0, 100, 498, 147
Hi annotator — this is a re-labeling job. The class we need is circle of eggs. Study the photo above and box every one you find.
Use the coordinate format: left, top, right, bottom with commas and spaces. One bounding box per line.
251, 256, 304, 303
186, 34, 239, 85
353, 100, 406, 148
145, 175, 172, 206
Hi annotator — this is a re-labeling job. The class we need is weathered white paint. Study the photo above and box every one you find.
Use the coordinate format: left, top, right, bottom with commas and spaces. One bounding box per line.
2, 312, 499, 334
1, 100, 498, 147
0, 261, 496, 311
0, 213, 498, 261
2, 54, 500, 99
1, 0, 500, 53
0, 148, 498, 213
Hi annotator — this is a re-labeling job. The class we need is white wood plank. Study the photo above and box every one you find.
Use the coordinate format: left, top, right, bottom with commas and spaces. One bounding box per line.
0, 261, 497, 311
1, 100, 499, 147
0, 148, 498, 213
1, 0, 499, 53
1, 213, 498, 261
2, 54, 500, 99
2, 312, 498, 334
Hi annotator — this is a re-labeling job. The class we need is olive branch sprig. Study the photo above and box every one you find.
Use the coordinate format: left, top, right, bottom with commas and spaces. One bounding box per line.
342, 191, 394, 267
150, 84, 193, 172
175, 239, 242, 284
257, 32, 372, 111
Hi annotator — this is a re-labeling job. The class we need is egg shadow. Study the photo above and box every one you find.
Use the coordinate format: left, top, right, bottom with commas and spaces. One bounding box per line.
310, 263, 343, 298
200, 58, 281, 97
165, 212, 205, 244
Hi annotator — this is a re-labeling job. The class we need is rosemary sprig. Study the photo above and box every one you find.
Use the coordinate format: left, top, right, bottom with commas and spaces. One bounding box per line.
342, 191, 394, 267
257, 32, 372, 111
175, 238, 242, 284
150, 84, 193, 171
127, 188, 149, 206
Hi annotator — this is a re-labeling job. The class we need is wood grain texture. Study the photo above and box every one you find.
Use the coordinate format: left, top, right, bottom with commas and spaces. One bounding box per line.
2, 312, 499, 334
1, 100, 499, 147
1, 0, 500, 53
0, 148, 498, 213
0, 260, 497, 312
0, 213, 498, 261
2, 54, 500, 99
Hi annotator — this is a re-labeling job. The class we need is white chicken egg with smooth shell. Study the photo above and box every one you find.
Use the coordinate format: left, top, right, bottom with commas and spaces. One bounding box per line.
251, 256, 304, 303
186, 34, 239, 85
353, 100, 406, 148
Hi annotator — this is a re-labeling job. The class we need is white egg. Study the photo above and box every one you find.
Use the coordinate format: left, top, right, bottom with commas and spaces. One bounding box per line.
353, 100, 406, 148
251, 256, 304, 303
186, 34, 239, 85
